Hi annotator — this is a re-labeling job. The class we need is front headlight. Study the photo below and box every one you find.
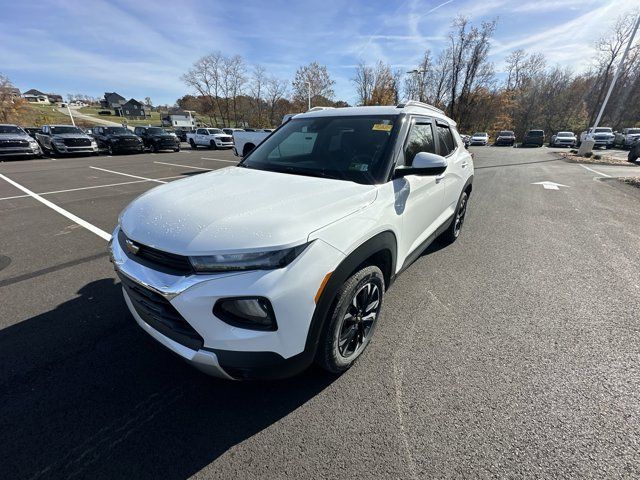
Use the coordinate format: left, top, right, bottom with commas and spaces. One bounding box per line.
189, 243, 309, 273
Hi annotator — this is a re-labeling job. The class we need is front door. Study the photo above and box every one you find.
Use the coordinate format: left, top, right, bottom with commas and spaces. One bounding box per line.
394, 117, 445, 259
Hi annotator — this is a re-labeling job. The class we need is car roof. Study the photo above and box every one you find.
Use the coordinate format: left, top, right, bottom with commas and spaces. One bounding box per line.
297, 101, 456, 126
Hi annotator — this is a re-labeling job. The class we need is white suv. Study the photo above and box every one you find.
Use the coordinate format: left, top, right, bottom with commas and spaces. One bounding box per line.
110, 102, 474, 380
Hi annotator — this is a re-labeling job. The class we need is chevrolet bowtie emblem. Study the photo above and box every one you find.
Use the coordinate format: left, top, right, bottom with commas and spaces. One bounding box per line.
125, 238, 140, 255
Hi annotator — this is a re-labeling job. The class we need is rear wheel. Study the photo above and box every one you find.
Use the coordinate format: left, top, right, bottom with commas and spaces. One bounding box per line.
316, 265, 384, 374
440, 190, 469, 245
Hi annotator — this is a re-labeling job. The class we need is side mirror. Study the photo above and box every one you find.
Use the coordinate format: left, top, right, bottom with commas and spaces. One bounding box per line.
394, 151, 447, 178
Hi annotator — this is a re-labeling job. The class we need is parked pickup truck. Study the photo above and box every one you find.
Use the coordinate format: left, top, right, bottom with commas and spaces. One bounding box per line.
36, 125, 98, 155
613, 128, 640, 149
0, 124, 42, 158
186, 128, 234, 149
232, 130, 271, 157
579, 127, 615, 148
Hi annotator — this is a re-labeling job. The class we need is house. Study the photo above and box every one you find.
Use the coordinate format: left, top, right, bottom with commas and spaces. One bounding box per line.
23, 89, 50, 104
162, 112, 196, 128
47, 94, 63, 104
115, 98, 149, 119
101, 92, 126, 109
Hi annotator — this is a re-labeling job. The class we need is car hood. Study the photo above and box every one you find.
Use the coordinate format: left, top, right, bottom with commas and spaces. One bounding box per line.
120, 166, 377, 255
0, 133, 32, 140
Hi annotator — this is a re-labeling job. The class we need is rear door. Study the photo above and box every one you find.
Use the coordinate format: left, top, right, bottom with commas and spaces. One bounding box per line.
394, 116, 446, 257
435, 121, 469, 217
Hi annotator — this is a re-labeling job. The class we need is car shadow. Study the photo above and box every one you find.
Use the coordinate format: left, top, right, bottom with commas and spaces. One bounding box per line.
0, 278, 336, 479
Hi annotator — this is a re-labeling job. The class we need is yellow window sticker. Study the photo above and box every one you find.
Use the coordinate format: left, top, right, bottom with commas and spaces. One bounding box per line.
372, 123, 393, 132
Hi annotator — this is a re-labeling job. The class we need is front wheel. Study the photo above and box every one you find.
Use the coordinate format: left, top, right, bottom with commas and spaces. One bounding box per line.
209, 140, 217, 150
439, 190, 469, 245
628, 150, 638, 163
174, 146, 180, 152
316, 265, 385, 374
189, 139, 197, 149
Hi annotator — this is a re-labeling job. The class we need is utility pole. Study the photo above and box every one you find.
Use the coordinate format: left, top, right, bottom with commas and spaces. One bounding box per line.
579, 13, 640, 156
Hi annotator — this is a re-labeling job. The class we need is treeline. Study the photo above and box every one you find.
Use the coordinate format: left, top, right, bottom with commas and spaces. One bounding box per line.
180, 11, 639, 134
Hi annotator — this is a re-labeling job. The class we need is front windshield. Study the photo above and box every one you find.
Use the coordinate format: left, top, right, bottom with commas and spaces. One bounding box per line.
51, 126, 82, 134
558, 132, 574, 137
499, 131, 513, 136
528, 131, 543, 136
208, 129, 223, 134
241, 115, 398, 184
0, 125, 24, 134
104, 127, 130, 135
473, 132, 487, 137
594, 128, 612, 133
627, 129, 640, 134
147, 127, 167, 134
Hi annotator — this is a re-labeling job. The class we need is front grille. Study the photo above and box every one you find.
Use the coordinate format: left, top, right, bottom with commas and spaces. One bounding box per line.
117, 138, 140, 146
118, 229, 193, 275
119, 273, 203, 350
219, 136, 232, 142
0, 140, 29, 147
63, 137, 91, 147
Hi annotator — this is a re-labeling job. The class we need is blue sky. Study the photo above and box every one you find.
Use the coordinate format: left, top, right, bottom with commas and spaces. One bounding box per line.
0, 0, 626, 105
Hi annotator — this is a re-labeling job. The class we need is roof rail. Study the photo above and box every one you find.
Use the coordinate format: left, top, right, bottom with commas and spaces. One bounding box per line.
397, 100, 445, 115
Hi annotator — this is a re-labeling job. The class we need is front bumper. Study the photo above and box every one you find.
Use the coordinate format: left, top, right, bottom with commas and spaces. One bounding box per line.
495, 138, 514, 145
112, 142, 144, 153
593, 138, 614, 146
470, 140, 487, 145
109, 226, 344, 379
0, 145, 41, 157
214, 141, 234, 148
53, 143, 98, 154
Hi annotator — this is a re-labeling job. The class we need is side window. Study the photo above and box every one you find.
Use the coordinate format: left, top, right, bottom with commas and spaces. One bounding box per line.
404, 122, 435, 166
436, 123, 456, 156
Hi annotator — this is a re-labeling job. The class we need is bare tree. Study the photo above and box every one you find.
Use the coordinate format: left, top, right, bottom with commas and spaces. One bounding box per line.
249, 65, 266, 126
182, 53, 224, 125
265, 76, 288, 126
292, 62, 335, 108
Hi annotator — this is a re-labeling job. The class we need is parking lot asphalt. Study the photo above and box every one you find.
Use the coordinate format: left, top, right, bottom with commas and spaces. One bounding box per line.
1, 145, 640, 479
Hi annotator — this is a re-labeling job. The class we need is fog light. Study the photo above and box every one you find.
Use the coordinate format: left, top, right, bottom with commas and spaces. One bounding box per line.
213, 297, 277, 331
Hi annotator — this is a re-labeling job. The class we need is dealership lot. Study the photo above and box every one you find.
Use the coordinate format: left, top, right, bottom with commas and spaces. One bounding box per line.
1, 146, 640, 479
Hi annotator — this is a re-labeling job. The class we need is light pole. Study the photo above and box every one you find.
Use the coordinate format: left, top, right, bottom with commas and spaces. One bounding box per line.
407, 69, 427, 102
579, 13, 640, 156
305, 81, 311, 110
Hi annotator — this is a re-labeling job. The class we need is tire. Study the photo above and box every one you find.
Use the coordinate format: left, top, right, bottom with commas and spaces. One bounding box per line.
316, 265, 385, 374
209, 140, 217, 150
628, 150, 638, 163
174, 146, 180, 152
189, 139, 197, 149
107, 144, 114, 156
439, 190, 469, 245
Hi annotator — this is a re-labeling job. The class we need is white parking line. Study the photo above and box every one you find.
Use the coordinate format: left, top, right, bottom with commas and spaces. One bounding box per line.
200, 157, 238, 164
0, 173, 112, 241
578, 164, 612, 178
89, 166, 168, 183
0, 175, 184, 202
154, 161, 211, 171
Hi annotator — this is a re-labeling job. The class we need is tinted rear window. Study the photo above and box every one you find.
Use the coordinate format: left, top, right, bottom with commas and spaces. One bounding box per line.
527, 131, 544, 136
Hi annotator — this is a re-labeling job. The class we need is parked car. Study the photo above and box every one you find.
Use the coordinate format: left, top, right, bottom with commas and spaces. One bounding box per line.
628, 138, 640, 163
110, 101, 474, 380
495, 130, 515, 146
186, 128, 234, 149
613, 128, 640, 149
521, 129, 545, 147
92, 126, 144, 155
232, 129, 271, 156
23, 127, 40, 139
222, 128, 244, 136
134, 126, 180, 152
0, 124, 42, 158
36, 125, 98, 156
579, 127, 615, 149
470, 132, 489, 146
550, 131, 577, 147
